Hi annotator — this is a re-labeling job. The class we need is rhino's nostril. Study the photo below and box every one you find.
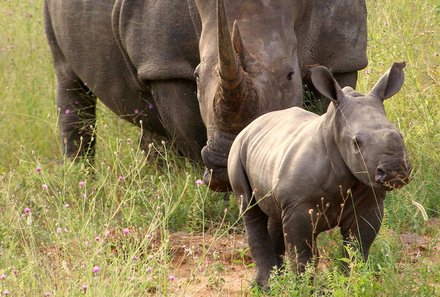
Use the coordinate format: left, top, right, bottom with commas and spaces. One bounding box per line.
375, 167, 387, 182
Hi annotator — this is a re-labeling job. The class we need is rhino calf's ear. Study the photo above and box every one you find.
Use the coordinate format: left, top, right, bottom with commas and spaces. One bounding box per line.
370, 62, 406, 101
310, 66, 345, 105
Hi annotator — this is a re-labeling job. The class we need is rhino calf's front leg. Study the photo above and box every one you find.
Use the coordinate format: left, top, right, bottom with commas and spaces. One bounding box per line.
339, 184, 385, 272
268, 218, 285, 268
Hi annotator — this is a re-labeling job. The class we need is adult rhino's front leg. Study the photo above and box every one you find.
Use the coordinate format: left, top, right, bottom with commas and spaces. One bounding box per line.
148, 79, 206, 162
333, 71, 358, 89
339, 183, 385, 272
303, 70, 359, 113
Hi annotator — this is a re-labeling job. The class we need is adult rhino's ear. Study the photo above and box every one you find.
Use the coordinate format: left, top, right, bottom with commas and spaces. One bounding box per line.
310, 66, 345, 105
370, 62, 406, 101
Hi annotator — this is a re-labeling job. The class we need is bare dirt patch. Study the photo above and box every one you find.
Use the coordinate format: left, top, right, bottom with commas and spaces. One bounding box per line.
398, 218, 440, 265
168, 232, 255, 296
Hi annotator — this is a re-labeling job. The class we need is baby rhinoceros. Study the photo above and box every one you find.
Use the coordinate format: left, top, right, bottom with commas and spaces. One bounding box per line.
228, 62, 411, 287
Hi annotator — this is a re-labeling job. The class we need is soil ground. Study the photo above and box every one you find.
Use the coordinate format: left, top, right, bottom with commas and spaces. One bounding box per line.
165, 219, 440, 296
168, 232, 254, 296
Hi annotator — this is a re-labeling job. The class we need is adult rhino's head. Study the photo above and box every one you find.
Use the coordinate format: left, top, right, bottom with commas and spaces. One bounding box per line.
311, 62, 411, 191
195, 0, 302, 191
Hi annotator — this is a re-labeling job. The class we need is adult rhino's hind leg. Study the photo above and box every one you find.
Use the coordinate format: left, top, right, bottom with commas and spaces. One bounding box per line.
148, 79, 206, 162
45, 6, 97, 160
56, 78, 97, 159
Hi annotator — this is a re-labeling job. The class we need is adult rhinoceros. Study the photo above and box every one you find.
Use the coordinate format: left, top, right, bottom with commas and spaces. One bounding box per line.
44, 0, 367, 191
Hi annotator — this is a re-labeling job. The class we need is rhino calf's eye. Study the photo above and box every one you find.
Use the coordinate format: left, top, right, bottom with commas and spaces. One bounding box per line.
287, 71, 294, 81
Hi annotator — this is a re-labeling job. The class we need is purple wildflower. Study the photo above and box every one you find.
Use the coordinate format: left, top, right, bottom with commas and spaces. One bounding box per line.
42, 184, 48, 190
65, 109, 71, 115
3, 290, 9, 296
0, 274, 6, 280
92, 265, 100, 274
118, 176, 124, 182
23, 208, 31, 215
79, 181, 85, 188
122, 228, 130, 236
195, 179, 204, 186
35, 166, 42, 174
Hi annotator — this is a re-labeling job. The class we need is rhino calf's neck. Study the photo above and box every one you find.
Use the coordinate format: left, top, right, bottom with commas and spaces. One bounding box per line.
227, 62, 411, 288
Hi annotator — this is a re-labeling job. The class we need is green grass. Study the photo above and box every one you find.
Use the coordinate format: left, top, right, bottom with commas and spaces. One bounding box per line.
1, 0, 440, 295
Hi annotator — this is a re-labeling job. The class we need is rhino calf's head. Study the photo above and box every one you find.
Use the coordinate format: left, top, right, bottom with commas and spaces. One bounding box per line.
311, 62, 412, 190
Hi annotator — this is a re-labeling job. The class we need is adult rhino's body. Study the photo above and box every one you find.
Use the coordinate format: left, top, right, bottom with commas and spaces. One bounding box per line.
228, 63, 411, 287
44, 0, 367, 190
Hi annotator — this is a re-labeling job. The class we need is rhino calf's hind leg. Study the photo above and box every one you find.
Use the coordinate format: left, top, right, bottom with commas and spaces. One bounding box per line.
242, 199, 279, 287
148, 79, 206, 162
57, 79, 97, 159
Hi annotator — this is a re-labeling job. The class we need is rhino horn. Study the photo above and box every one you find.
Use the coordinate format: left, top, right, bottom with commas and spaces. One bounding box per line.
232, 21, 246, 66
217, 0, 242, 90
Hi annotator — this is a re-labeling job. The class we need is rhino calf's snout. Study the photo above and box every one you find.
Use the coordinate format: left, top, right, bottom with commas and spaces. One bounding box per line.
375, 161, 412, 190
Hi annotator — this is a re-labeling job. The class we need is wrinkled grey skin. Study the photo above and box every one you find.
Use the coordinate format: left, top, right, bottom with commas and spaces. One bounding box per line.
44, 0, 367, 191
228, 63, 411, 287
